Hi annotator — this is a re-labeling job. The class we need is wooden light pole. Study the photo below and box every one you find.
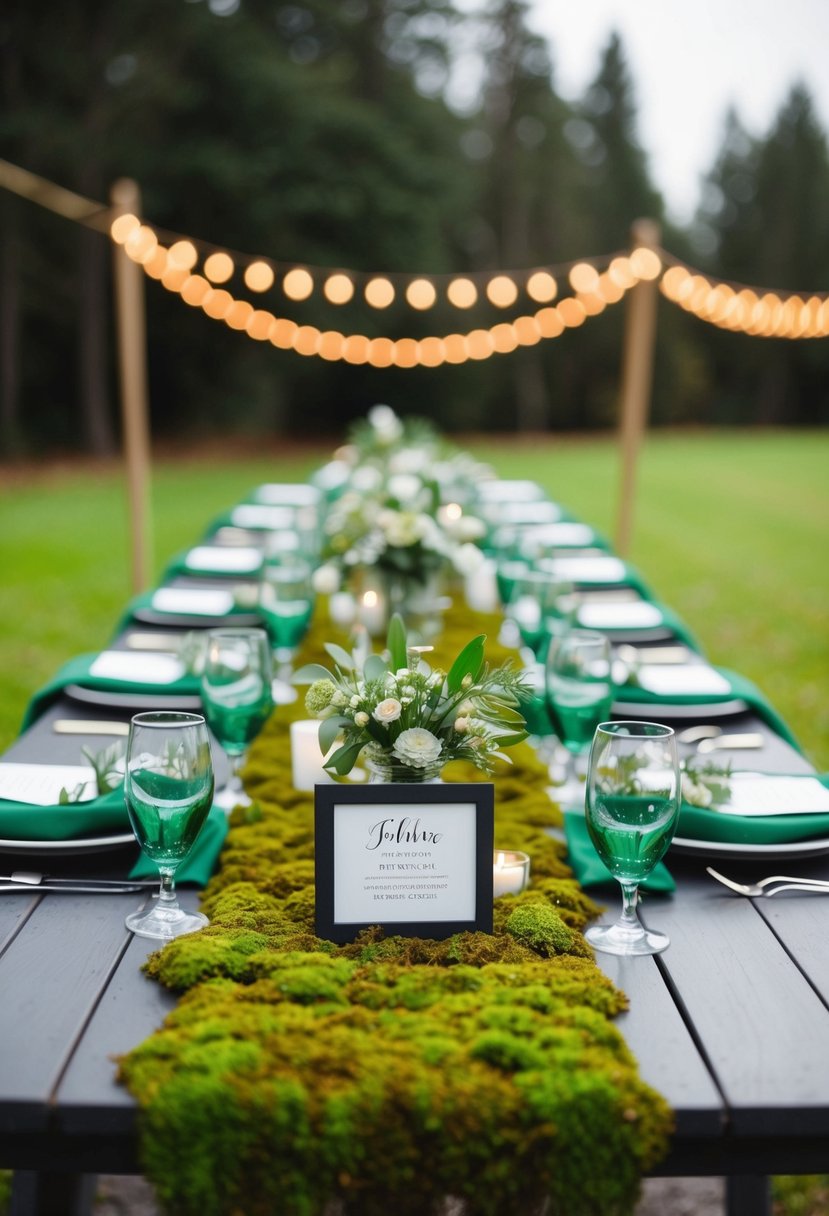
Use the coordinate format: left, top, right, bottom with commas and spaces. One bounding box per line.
615, 218, 661, 556
110, 178, 152, 593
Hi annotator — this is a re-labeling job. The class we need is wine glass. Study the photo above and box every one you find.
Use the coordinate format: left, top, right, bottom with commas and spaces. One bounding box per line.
584, 721, 680, 956
545, 628, 614, 805
258, 555, 314, 693
199, 628, 274, 807
507, 570, 577, 657
124, 711, 214, 941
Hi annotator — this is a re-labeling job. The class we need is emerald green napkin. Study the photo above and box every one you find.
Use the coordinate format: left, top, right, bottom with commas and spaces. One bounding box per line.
20, 653, 200, 731
128, 803, 228, 886
0, 785, 128, 841
563, 810, 676, 892
678, 776, 829, 845
0, 784, 226, 888
619, 667, 802, 751
114, 590, 260, 635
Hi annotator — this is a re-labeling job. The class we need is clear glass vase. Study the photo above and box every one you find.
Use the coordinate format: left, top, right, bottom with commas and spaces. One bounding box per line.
365, 756, 444, 784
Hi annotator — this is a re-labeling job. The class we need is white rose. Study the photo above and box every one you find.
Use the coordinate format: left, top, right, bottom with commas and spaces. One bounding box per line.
393, 728, 443, 767
454, 716, 470, 733
312, 564, 341, 595
387, 473, 422, 504
354, 711, 370, 727
351, 465, 383, 493
373, 698, 403, 725
453, 542, 484, 576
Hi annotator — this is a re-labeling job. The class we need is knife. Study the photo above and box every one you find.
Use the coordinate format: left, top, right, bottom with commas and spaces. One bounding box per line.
52, 720, 130, 736
1, 870, 158, 888
0, 882, 153, 894
697, 733, 765, 753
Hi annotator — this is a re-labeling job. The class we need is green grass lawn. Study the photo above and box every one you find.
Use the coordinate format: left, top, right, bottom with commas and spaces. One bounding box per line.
1, 429, 827, 769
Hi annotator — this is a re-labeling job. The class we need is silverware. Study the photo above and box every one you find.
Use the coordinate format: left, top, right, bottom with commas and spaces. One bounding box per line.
52, 720, 130, 736
617, 644, 692, 666
124, 632, 183, 652
0, 882, 152, 895
697, 733, 764, 753
677, 725, 722, 745
0, 869, 157, 890
706, 866, 829, 897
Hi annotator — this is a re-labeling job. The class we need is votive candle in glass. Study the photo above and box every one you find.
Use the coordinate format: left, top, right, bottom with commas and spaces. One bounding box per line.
493, 850, 530, 897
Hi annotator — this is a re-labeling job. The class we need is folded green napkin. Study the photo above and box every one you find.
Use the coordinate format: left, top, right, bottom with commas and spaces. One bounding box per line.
0, 785, 129, 842
129, 803, 228, 886
0, 783, 226, 888
619, 667, 802, 751
20, 652, 200, 732
161, 548, 264, 580
563, 810, 675, 892
678, 775, 829, 845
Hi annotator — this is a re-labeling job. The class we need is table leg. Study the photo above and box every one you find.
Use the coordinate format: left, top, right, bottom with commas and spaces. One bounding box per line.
9, 1171, 98, 1216
726, 1174, 771, 1216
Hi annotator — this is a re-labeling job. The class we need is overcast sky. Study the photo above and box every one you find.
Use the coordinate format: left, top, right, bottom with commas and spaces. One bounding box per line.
524, 0, 829, 223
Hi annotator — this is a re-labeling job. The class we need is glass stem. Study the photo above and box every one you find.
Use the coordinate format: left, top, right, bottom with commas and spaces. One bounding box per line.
619, 881, 641, 929
158, 868, 179, 909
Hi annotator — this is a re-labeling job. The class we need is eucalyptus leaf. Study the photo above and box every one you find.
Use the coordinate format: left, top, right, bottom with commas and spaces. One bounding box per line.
324, 740, 364, 776
292, 663, 335, 685
387, 614, 407, 672
447, 634, 485, 694
318, 714, 350, 755
324, 643, 355, 671
363, 654, 388, 682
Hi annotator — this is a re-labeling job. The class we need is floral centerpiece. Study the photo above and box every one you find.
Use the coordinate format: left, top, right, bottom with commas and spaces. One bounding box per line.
294, 614, 531, 782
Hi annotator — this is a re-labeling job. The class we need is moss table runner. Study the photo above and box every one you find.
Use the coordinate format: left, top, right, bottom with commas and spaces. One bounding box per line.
118, 608, 674, 1216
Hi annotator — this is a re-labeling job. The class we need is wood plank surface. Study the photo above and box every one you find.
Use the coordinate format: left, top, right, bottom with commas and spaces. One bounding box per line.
643, 868, 829, 1138
0, 890, 151, 1133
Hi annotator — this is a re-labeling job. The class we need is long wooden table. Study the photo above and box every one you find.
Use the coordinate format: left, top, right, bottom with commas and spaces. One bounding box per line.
1, 701, 828, 1216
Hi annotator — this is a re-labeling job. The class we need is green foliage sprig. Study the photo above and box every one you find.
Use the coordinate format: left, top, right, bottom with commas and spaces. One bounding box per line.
59, 741, 125, 804
294, 613, 530, 776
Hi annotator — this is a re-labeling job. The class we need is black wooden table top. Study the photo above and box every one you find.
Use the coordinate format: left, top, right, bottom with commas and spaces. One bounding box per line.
1, 700, 828, 1210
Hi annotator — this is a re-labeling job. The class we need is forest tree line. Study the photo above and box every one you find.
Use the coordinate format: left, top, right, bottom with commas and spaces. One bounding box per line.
2, 0, 828, 455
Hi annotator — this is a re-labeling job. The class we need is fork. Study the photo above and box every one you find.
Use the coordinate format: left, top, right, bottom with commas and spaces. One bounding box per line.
706, 866, 829, 897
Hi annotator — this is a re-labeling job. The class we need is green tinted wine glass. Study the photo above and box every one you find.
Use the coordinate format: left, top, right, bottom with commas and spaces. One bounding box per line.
124, 711, 214, 941
200, 627, 274, 806
585, 721, 680, 956
546, 628, 614, 805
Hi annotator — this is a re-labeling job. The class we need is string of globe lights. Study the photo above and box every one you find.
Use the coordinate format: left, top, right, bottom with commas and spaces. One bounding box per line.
110, 212, 662, 367
659, 253, 829, 340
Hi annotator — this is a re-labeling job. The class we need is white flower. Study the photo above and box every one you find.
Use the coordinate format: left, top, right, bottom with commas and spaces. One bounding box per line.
393, 727, 443, 767
354, 711, 370, 727
453, 542, 484, 576
368, 404, 403, 443
387, 473, 422, 504
454, 716, 471, 733
681, 774, 713, 808
350, 695, 361, 708
351, 466, 383, 493
389, 447, 428, 474
457, 515, 487, 542
312, 564, 341, 595
373, 698, 403, 725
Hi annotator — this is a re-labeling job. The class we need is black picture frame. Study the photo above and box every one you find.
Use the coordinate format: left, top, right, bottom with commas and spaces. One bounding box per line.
315, 782, 494, 943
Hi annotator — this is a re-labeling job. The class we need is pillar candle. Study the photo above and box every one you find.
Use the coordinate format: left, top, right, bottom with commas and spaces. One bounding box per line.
493, 850, 530, 897
290, 719, 336, 791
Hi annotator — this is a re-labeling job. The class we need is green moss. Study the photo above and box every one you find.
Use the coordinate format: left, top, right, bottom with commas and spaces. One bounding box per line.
120, 604, 673, 1216
505, 902, 576, 957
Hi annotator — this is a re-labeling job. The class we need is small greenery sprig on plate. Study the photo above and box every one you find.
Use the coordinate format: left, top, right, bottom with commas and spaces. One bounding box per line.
294, 614, 531, 777
59, 742, 125, 804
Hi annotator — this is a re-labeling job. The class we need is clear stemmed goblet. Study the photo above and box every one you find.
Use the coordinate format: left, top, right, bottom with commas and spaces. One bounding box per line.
124, 711, 214, 941
258, 555, 314, 694
545, 628, 614, 805
507, 569, 576, 657
584, 721, 680, 956
199, 627, 274, 809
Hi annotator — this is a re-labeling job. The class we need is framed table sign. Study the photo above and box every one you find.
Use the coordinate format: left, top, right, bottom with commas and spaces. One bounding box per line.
315, 783, 494, 943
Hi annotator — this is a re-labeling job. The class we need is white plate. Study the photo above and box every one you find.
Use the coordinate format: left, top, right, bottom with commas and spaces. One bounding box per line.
65, 684, 203, 711
0, 831, 136, 855
671, 834, 829, 860
611, 697, 749, 720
